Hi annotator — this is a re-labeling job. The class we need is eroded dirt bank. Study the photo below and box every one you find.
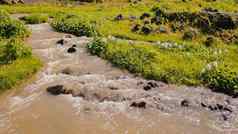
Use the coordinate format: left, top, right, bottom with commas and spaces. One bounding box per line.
0, 23, 237, 134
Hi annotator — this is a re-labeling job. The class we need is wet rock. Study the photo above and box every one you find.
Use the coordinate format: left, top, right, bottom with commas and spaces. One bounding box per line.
181, 99, 190, 107
61, 67, 73, 75
47, 85, 73, 95
56, 39, 67, 45
67, 47, 77, 53
201, 102, 207, 108
143, 81, 159, 91
130, 101, 146, 108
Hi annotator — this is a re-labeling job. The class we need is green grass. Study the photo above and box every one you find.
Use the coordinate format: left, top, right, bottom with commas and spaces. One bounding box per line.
0, 10, 30, 39
1, 1, 238, 95
20, 13, 48, 24
51, 13, 98, 37
87, 38, 238, 95
0, 56, 42, 91
0, 10, 42, 92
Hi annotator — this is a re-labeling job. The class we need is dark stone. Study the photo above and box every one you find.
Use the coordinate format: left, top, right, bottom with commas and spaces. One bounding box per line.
201, 102, 207, 107
148, 81, 159, 88
47, 85, 65, 95
143, 81, 159, 91
67, 47, 77, 53
56, 39, 67, 45
130, 101, 146, 108
181, 99, 190, 107
143, 85, 152, 91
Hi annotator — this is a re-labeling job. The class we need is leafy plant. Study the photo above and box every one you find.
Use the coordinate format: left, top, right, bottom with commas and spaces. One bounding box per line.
87, 37, 107, 56
0, 10, 30, 39
20, 14, 48, 24
0, 39, 32, 64
51, 14, 98, 37
200, 64, 238, 95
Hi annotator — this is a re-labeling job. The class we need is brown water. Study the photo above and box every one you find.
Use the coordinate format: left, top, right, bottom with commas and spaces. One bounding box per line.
0, 23, 237, 134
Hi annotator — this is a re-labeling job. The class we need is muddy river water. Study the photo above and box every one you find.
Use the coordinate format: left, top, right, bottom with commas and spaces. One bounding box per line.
0, 23, 237, 134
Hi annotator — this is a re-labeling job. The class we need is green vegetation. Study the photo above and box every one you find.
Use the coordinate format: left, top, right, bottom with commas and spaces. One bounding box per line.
51, 13, 98, 37
20, 13, 48, 24
0, 10, 30, 39
1, 0, 238, 95
87, 38, 238, 95
0, 10, 42, 92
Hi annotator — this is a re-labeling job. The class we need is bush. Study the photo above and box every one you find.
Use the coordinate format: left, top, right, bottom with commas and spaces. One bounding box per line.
20, 14, 48, 24
87, 37, 107, 56
0, 57, 42, 90
87, 38, 156, 76
200, 64, 238, 95
0, 10, 30, 39
51, 14, 98, 37
0, 39, 32, 64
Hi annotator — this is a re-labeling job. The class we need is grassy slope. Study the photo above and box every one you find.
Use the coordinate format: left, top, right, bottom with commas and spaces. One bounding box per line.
0, 11, 42, 92
1, 1, 238, 94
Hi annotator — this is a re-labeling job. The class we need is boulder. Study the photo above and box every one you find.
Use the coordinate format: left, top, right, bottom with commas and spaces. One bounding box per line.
130, 101, 146, 108
67, 47, 77, 53
47, 85, 73, 95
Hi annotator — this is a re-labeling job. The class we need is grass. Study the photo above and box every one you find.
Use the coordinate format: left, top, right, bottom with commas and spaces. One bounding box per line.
0, 10, 42, 92
87, 38, 238, 95
0, 1, 238, 95
0, 56, 42, 91
20, 13, 48, 24
51, 13, 98, 37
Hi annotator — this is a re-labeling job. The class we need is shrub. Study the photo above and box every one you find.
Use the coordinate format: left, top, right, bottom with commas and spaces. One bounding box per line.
0, 39, 32, 64
0, 10, 30, 39
87, 37, 107, 56
0, 57, 42, 90
51, 14, 98, 37
20, 14, 48, 24
200, 64, 238, 95
87, 39, 156, 76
